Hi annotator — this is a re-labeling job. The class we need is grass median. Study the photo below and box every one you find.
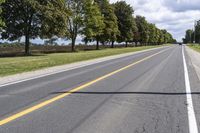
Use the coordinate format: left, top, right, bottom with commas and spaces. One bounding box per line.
0, 45, 167, 77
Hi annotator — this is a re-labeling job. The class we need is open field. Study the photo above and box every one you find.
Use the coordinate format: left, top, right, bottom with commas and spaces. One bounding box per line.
0, 45, 166, 76
0, 44, 145, 57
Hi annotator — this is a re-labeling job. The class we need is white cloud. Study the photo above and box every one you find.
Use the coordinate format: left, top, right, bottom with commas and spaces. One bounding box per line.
110, 0, 200, 41
163, 0, 200, 12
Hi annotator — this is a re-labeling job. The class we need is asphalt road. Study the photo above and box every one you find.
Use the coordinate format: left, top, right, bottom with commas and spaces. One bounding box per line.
0, 45, 199, 133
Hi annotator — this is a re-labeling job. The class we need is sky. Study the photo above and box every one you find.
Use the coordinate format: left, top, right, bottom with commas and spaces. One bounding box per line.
110, 0, 200, 41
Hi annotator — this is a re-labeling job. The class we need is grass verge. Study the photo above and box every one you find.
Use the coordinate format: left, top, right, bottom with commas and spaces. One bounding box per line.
189, 44, 200, 53
0, 45, 167, 77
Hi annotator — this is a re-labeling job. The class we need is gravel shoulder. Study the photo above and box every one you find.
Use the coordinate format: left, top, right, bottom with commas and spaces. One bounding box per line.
186, 46, 200, 80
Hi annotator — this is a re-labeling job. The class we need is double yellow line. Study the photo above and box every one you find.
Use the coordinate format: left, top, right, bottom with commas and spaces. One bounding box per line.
0, 48, 169, 126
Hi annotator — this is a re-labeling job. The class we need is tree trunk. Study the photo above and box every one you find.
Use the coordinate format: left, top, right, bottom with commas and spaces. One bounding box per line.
96, 40, 99, 50
111, 41, 114, 48
125, 41, 128, 47
102, 41, 105, 46
135, 42, 138, 47
85, 39, 88, 45
71, 38, 76, 52
25, 34, 30, 56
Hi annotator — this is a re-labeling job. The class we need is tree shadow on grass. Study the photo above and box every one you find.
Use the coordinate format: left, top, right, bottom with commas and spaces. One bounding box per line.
0, 53, 47, 58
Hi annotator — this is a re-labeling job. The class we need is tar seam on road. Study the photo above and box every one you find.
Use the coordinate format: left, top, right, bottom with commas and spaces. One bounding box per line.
182, 46, 199, 133
0, 48, 170, 126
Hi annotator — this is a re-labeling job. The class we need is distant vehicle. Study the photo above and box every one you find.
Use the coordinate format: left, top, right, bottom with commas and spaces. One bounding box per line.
179, 43, 182, 46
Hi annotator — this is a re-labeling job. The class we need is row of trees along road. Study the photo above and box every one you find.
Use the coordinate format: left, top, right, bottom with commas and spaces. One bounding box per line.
0, 0, 176, 55
183, 20, 200, 44
0, 0, 4, 30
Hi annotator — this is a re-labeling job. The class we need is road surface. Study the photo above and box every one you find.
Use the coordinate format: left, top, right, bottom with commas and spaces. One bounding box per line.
0, 45, 199, 133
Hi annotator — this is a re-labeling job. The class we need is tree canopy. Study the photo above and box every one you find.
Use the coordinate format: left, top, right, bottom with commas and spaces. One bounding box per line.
135, 16, 149, 44
114, 1, 137, 46
0, 0, 176, 54
94, 0, 119, 48
183, 20, 200, 44
0, 0, 5, 30
195, 21, 200, 43
65, 0, 84, 52
1, 0, 68, 55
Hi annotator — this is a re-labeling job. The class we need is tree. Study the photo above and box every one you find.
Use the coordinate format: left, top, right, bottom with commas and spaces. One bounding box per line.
65, 0, 84, 52
161, 30, 168, 43
114, 1, 137, 47
94, 0, 119, 48
154, 28, 160, 45
1, 0, 68, 55
185, 29, 193, 43
195, 21, 200, 44
0, 0, 5, 30
162, 30, 174, 43
148, 23, 156, 44
135, 16, 175, 45
158, 29, 165, 44
135, 16, 149, 45
183, 21, 200, 44
182, 38, 187, 44
83, 0, 105, 50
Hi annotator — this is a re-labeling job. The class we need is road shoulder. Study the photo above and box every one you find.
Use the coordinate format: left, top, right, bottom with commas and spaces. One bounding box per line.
186, 46, 200, 80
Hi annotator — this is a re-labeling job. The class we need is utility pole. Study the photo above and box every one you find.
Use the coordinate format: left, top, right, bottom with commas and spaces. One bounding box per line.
194, 20, 196, 44
198, 20, 200, 44
190, 29, 192, 43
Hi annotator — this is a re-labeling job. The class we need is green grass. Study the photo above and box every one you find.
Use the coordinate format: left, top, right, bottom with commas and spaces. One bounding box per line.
0, 45, 167, 77
188, 44, 200, 52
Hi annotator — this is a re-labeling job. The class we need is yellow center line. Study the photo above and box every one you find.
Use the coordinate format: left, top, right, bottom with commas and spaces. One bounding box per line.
0, 48, 169, 126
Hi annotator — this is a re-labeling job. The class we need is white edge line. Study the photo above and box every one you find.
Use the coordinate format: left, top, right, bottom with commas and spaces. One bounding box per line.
182, 45, 199, 133
0, 46, 170, 88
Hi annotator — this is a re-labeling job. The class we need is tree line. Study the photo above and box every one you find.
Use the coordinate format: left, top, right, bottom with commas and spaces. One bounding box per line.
183, 20, 200, 44
0, 0, 176, 55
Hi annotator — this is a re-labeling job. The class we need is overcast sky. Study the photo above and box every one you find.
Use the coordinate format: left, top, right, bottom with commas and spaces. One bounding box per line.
110, 0, 200, 41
